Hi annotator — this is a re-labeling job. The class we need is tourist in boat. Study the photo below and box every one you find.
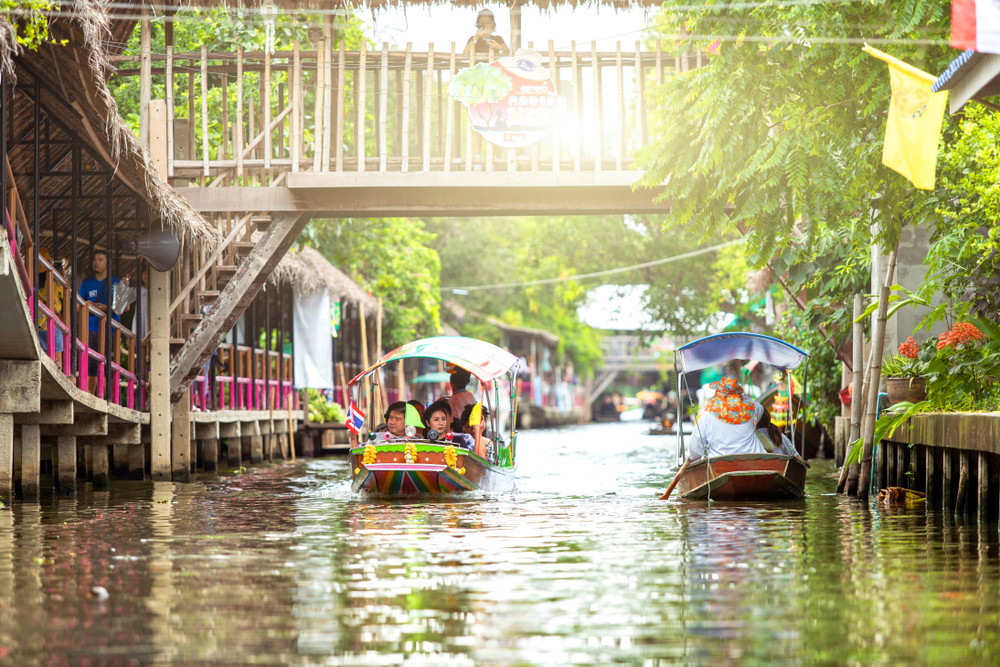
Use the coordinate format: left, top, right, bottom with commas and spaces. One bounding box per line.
421, 400, 452, 440
460, 403, 494, 459
448, 367, 476, 430
754, 405, 799, 457
686, 377, 768, 461
375, 401, 407, 438
463, 9, 509, 57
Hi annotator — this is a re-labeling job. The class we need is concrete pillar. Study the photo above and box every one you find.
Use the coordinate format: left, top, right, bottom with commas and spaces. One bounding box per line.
149, 96, 172, 480
91, 444, 109, 490
20, 424, 40, 501
129, 443, 145, 481
112, 444, 129, 478
171, 400, 190, 482
250, 435, 263, 464
226, 438, 241, 468
56, 435, 76, 496
203, 439, 218, 473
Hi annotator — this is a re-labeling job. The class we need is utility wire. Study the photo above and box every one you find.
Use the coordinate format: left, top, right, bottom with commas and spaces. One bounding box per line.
442, 238, 744, 292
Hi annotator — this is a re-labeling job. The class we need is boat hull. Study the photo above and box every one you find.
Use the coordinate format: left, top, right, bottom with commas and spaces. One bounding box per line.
349, 442, 515, 495
671, 454, 807, 501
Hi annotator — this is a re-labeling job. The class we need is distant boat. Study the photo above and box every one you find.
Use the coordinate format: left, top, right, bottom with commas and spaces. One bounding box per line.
347, 336, 521, 495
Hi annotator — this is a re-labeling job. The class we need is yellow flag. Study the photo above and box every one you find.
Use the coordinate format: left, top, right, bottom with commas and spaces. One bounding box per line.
863, 46, 948, 190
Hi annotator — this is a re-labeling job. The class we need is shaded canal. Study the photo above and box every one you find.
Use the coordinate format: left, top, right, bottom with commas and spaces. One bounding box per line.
2, 417, 999, 664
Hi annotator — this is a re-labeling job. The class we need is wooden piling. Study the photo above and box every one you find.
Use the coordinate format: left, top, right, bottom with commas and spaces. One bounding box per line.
978, 451, 989, 523
957, 451, 970, 515
943, 448, 954, 509
925, 445, 937, 506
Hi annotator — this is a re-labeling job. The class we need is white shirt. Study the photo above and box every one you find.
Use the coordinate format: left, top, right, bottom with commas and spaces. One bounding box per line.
686, 411, 768, 461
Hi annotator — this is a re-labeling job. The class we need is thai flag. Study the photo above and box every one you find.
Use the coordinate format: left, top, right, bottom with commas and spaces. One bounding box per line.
345, 402, 365, 435
952, 0, 1000, 53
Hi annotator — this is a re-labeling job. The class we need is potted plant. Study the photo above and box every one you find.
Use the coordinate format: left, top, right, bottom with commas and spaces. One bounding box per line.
882, 336, 930, 405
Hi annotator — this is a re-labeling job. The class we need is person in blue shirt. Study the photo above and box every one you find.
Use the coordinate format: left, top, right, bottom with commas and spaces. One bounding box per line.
77, 250, 121, 393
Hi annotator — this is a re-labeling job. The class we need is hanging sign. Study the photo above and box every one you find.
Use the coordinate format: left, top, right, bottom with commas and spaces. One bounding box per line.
448, 50, 564, 149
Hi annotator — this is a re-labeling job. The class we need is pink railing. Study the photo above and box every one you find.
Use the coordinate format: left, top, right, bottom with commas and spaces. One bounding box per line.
191, 342, 296, 412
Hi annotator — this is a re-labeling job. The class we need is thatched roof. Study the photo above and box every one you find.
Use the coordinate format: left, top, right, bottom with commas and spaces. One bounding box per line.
0, 1, 218, 250
272, 246, 381, 312
443, 298, 559, 346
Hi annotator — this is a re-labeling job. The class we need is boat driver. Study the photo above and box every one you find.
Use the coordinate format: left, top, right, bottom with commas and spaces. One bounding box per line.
686, 377, 769, 461
374, 401, 407, 438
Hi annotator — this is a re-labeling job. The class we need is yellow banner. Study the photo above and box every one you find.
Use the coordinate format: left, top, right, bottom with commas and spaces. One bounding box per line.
863, 46, 948, 190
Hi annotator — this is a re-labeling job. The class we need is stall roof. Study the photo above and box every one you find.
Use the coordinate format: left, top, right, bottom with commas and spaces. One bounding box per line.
932, 49, 1000, 114
272, 246, 380, 313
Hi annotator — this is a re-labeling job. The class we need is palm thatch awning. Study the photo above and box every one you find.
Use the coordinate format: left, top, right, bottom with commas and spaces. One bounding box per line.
0, 1, 219, 252
272, 246, 381, 314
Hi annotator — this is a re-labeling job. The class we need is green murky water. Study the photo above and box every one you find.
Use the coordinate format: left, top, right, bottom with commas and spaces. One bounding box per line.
1, 418, 998, 665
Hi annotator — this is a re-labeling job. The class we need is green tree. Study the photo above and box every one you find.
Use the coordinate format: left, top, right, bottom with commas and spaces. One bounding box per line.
1, 0, 58, 51
301, 218, 441, 349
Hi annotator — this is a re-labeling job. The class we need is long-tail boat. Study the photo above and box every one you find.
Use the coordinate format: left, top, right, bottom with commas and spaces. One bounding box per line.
346, 336, 521, 495
663, 332, 810, 501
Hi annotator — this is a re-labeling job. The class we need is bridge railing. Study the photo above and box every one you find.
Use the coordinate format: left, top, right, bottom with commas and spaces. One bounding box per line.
112, 42, 701, 184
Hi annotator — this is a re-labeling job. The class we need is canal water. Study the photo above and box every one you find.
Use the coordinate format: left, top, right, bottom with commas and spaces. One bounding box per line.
2, 417, 999, 665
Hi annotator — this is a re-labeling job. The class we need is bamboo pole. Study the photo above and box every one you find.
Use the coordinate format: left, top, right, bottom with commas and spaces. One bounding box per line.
857, 247, 898, 501
235, 46, 244, 180
375, 298, 386, 408
220, 72, 229, 160
335, 42, 345, 172
322, 21, 333, 172
549, 40, 560, 172
839, 293, 864, 494
379, 43, 389, 172
592, 43, 603, 172
571, 41, 582, 171
423, 43, 433, 172
357, 41, 367, 172
201, 46, 209, 177
359, 303, 370, 422
292, 39, 301, 173
402, 43, 412, 172
616, 41, 624, 171
637, 40, 647, 149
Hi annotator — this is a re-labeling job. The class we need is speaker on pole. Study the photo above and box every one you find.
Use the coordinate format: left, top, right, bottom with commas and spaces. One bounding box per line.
132, 221, 181, 272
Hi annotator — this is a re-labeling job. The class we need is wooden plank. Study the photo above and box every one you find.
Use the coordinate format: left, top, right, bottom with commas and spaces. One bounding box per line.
264, 49, 272, 171
236, 46, 244, 180
402, 43, 412, 172
445, 45, 455, 172
201, 46, 209, 177
549, 40, 559, 173
166, 45, 174, 177
379, 43, 389, 172
423, 43, 433, 171
593, 43, 603, 172
336, 42, 345, 172
169, 213, 308, 403
572, 41, 582, 171
314, 36, 326, 173
357, 41, 367, 172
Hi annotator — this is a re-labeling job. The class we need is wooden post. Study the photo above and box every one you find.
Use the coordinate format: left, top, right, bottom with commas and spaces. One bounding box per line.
357, 42, 367, 172
978, 451, 989, 523
56, 434, 76, 496
445, 45, 456, 172
857, 247, 898, 500
465, 47, 475, 172
637, 41, 647, 150
402, 43, 412, 172
571, 42, 582, 171
655, 39, 663, 85
616, 41, 625, 171
943, 448, 954, 509
335, 42, 345, 172
322, 19, 333, 172
139, 8, 151, 146
292, 40, 302, 173
592, 43, 603, 172
423, 43, 433, 172
314, 36, 326, 173
957, 451, 970, 515
20, 424, 39, 501
148, 97, 172, 480
510, 0, 521, 51
270, 45, 278, 174
221, 72, 229, 160
925, 445, 937, 507
379, 43, 389, 172
171, 399, 190, 482
359, 303, 370, 421
236, 46, 244, 180
201, 46, 209, 177
166, 45, 174, 177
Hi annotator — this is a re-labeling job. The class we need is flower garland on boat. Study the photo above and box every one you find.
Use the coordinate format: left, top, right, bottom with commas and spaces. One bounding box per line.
405, 442, 418, 463
444, 445, 465, 475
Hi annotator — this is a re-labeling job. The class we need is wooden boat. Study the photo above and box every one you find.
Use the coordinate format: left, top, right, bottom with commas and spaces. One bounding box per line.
662, 332, 811, 502
346, 336, 521, 496
669, 453, 808, 500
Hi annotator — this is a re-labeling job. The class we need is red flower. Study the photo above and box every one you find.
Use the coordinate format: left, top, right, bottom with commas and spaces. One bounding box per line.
898, 336, 919, 359
937, 322, 985, 349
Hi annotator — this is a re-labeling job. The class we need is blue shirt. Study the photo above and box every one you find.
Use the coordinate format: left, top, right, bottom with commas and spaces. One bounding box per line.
78, 276, 121, 332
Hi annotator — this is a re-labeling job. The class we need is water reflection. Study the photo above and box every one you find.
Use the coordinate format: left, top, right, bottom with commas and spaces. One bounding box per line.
0, 420, 998, 664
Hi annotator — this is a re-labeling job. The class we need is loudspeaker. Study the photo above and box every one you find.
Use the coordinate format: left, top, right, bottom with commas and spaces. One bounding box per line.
132, 223, 180, 271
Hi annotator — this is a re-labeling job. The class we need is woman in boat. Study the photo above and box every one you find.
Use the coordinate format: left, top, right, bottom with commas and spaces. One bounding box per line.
754, 405, 799, 457
686, 377, 768, 461
421, 400, 452, 440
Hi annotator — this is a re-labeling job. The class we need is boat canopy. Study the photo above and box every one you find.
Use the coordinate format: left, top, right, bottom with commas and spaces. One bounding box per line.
677, 332, 809, 373
349, 336, 520, 385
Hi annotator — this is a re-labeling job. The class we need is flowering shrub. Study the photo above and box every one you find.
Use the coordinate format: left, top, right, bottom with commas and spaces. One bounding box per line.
936, 321, 986, 349
882, 336, 935, 378
922, 320, 1000, 410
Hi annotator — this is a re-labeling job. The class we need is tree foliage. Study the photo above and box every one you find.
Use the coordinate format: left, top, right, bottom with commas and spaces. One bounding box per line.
1, 0, 58, 51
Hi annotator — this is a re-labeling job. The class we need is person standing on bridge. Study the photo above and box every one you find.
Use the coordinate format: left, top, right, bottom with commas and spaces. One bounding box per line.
464, 9, 509, 58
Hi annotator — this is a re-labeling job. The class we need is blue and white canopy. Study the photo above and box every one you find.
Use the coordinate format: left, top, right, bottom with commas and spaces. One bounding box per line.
677, 332, 809, 373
